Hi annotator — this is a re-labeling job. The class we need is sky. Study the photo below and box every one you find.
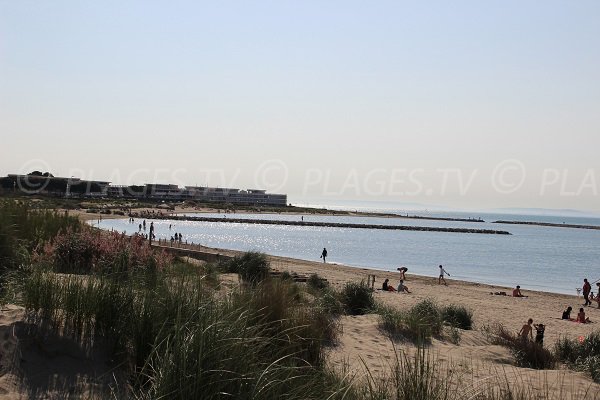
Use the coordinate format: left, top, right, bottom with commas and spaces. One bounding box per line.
1, 1, 599, 211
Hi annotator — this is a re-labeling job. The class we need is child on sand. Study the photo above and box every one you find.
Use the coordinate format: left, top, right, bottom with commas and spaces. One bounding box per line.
562, 306, 573, 320
438, 265, 450, 285
577, 308, 591, 323
518, 318, 533, 341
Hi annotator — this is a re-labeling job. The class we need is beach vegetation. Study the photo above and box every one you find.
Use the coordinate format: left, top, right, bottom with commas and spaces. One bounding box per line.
441, 304, 473, 330
227, 251, 270, 284
307, 272, 329, 290
340, 281, 375, 315
486, 324, 556, 370
33, 228, 172, 274
555, 331, 600, 382
378, 300, 471, 344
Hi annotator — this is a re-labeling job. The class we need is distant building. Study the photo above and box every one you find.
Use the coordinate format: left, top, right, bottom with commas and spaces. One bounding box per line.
1, 173, 287, 206
1, 174, 109, 197
184, 186, 287, 206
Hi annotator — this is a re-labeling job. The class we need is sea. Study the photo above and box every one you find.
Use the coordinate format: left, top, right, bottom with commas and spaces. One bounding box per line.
94, 204, 600, 296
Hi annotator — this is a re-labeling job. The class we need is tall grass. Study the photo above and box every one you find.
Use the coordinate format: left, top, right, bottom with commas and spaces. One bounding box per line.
35, 228, 172, 274
21, 259, 350, 399
227, 251, 271, 284
0, 200, 79, 283
378, 300, 473, 344
555, 331, 600, 382
486, 324, 556, 370
340, 281, 375, 315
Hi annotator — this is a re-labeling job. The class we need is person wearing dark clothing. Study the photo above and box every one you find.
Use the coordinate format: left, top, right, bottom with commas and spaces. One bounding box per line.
562, 306, 573, 320
320, 248, 328, 263
534, 323, 545, 345
583, 279, 592, 306
382, 278, 396, 292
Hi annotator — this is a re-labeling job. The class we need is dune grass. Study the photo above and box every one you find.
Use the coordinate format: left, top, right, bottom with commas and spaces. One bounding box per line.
378, 300, 473, 344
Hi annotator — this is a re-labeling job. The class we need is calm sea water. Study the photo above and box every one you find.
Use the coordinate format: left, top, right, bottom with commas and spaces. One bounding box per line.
94, 210, 600, 296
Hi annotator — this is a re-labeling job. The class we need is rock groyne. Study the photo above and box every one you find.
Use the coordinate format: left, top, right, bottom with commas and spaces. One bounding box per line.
138, 214, 511, 235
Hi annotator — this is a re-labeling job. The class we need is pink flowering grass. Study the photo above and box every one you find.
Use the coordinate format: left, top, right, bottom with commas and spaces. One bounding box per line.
36, 227, 172, 274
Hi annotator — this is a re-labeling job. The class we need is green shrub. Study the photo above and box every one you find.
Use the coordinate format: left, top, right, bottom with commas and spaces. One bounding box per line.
409, 300, 443, 338
307, 273, 329, 290
489, 324, 555, 369
316, 288, 344, 317
555, 331, 600, 382
280, 270, 293, 281
378, 301, 463, 344
340, 281, 375, 315
228, 251, 270, 284
441, 304, 473, 330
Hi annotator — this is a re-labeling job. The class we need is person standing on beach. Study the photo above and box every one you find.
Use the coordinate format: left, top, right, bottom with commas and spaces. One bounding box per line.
320, 248, 328, 263
533, 323, 545, 345
397, 267, 407, 281
518, 318, 533, 341
149, 222, 155, 242
438, 265, 450, 285
583, 279, 592, 306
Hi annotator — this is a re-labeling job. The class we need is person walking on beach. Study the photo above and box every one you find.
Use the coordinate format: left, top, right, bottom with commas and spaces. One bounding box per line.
438, 265, 450, 285
518, 318, 533, 341
583, 279, 592, 306
320, 248, 328, 263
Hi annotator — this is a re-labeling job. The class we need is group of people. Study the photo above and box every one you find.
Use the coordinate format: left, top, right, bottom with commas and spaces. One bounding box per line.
581, 278, 600, 308
562, 306, 591, 323
379, 264, 452, 294
518, 318, 546, 344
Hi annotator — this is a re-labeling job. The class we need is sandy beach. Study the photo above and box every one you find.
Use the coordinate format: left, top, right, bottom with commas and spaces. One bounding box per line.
3, 207, 600, 398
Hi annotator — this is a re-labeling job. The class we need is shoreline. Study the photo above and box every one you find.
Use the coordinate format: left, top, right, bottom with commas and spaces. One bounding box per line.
86, 214, 580, 296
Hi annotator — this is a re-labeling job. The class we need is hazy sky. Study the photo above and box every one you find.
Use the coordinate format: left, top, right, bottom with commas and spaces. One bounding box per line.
1, 1, 599, 211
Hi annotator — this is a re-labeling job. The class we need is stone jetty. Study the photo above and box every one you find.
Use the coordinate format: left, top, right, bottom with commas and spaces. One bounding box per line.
139, 214, 511, 235
494, 220, 600, 231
